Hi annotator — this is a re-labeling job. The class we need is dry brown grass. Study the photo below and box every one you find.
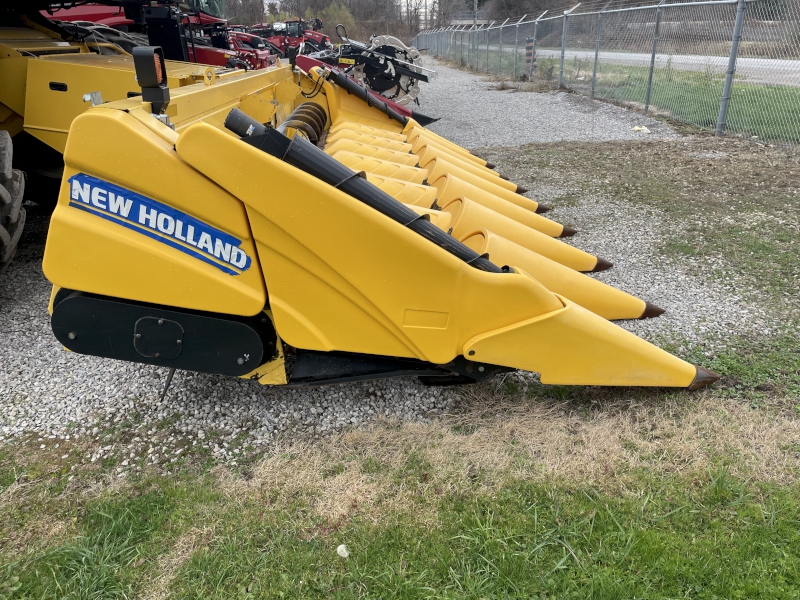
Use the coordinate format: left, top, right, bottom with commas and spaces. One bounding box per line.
217, 385, 800, 524
141, 527, 213, 600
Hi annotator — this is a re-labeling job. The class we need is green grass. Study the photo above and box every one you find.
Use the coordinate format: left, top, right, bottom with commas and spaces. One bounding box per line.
4, 468, 800, 598
681, 333, 800, 400
662, 224, 800, 298
9, 494, 171, 598
3, 326, 799, 598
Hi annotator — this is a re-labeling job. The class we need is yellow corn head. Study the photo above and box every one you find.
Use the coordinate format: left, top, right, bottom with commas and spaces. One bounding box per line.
39, 46, 719, 390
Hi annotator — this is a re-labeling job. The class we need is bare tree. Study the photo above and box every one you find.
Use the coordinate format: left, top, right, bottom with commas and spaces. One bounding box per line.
226, 0, 266, 24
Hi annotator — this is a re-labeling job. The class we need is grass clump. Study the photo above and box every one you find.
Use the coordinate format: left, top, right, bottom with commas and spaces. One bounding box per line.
6, 491, 173, 598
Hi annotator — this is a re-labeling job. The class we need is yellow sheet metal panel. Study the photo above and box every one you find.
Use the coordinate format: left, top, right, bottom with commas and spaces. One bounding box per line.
325, 129, 412, 152
20, 49, 292, 151
177, 122, 567, 365
335, 109, 403, 133
463, 231, 647, 320
415, 142, 499, 178
433, 175, 561, 237
312, 68, 404, 133
328, 122, 408, 142
410, 135, 486, 167
414, 144, 500, 179
365, 175, 438, 208
442, 198, 599, 272
324, 139, 420, 167
164, 66, 294, 132
331, 151, 428, 184
463, 293, 697, 387
43, 109, 266, 316
238, 92, 278, 126
405, 125, 483, 162
426, 159, 540, 213
338, 149, 420, 169
406, 205, 453, 230
419, 153, 517, 193
0, 55, 28, 118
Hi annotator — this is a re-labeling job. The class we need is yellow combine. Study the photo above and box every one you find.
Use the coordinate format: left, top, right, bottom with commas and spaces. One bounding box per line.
39, 44, 720, 390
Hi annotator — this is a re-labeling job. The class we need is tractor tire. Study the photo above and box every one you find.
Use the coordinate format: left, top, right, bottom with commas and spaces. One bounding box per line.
0, 131, 12, 184
0, 131, 26, 277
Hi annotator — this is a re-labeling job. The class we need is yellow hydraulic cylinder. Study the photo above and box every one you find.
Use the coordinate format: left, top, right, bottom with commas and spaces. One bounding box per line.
441, 197, 606, 273
416, 144, 502, 180
325, 129, 412, 152
324, 139, 420, 167
328, 122, 409, 143
365, 174, 438, 208
463, 293, 712, 387
462, 230, 656, 320
426, 158, 540, 213
331, 151, 428, 184
432, 174, 566, 238
411, 136, 489, 167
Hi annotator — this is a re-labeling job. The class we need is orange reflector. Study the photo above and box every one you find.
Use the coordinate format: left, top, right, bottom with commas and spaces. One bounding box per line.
154, 53, 164, 84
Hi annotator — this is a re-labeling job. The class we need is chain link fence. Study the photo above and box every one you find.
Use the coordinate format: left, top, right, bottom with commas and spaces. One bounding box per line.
412, 0, 800, 145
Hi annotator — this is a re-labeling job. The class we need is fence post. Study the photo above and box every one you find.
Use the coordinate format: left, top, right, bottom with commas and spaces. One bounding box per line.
498, 24, 503, 74
473, 25, 477, 69
644, 0, 665, 113
559, 15, 567, 87
470, 25, 475, 68
716, 0, 747, 135
486, 22, 494, 72
530, 11, 547, 78
467, 26, 471, 66
559, 4, 581, 88
498, 18, 509, 75
591, 1, 611, 98
474, 25, 479, 69
512, 15, 527, 80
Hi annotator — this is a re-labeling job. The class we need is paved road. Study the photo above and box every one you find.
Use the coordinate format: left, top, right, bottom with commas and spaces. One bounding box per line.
537, 48, 800, 87
452, 42, 800, 86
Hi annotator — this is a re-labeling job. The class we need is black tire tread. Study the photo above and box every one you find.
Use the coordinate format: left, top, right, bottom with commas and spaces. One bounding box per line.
0, 131, 11, 184
1, 170, 24, 222
0, 206, 25, 263
0, 133, 26, 274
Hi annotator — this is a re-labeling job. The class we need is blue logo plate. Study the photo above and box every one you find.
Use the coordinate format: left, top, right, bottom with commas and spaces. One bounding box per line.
68, 173, 251, 276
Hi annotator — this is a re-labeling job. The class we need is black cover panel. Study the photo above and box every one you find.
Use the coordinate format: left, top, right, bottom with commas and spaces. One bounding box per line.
52, 290, 277, 377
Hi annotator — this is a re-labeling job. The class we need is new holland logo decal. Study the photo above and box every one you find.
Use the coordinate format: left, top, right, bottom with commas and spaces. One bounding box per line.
68, 173, 251, 276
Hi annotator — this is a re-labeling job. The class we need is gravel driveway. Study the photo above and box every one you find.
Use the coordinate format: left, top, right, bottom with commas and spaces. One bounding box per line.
0, 60, 768, 472
417, 59, 676, 147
